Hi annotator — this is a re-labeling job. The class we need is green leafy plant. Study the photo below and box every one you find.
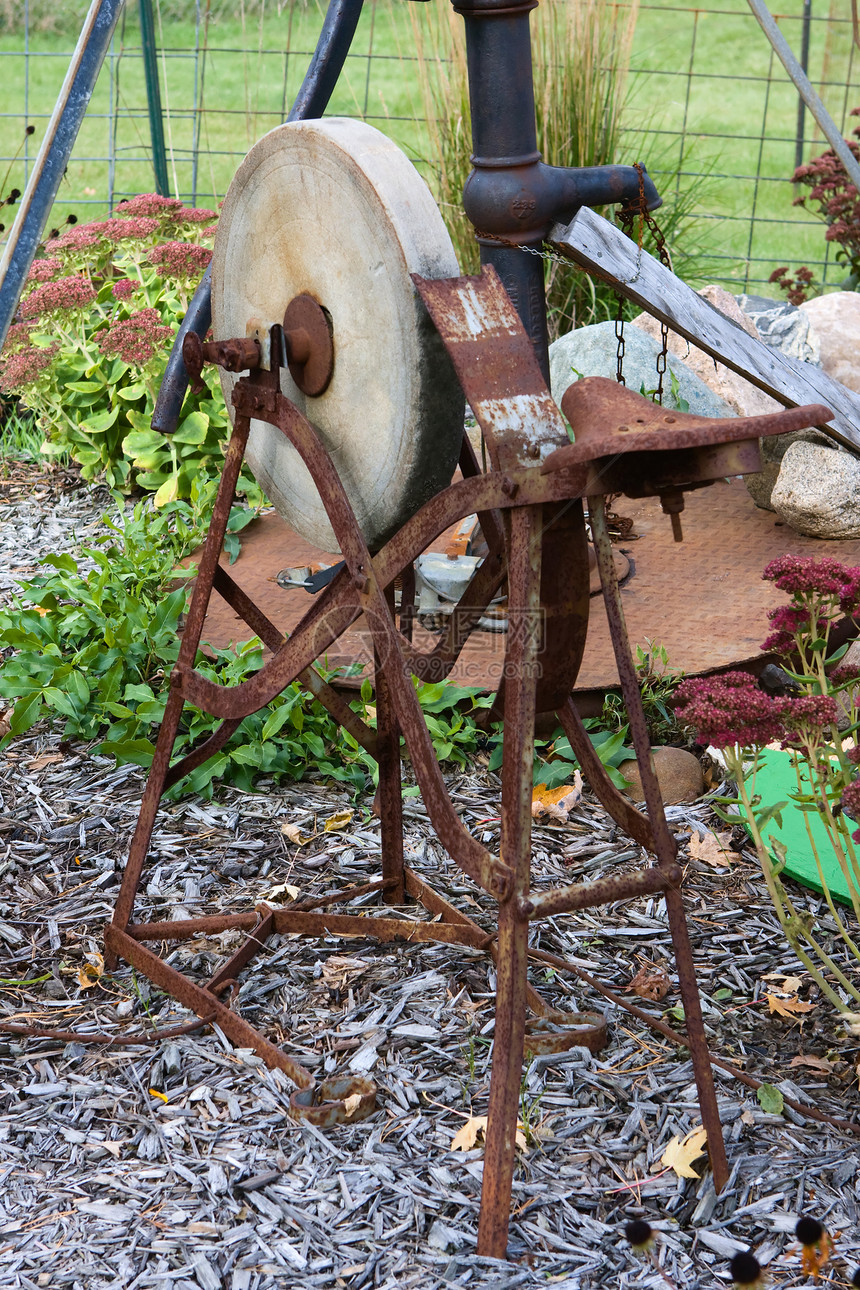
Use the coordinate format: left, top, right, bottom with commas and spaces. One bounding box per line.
602, 639, 686, 746
675, 554, 860, 1018
0, 194, 260, 505
0, 497, 499, 798
488, 719, 634, 790
0, 492, 359, 797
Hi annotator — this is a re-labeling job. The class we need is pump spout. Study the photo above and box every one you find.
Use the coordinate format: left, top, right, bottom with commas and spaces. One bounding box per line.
462, 159, 661, 245
547, 162, 662, 219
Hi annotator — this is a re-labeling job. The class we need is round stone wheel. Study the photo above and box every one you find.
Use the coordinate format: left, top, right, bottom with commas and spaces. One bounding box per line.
211, 118, 465, 553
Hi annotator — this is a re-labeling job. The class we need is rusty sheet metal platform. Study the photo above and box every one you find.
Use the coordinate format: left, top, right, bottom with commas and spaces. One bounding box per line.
197, 476, 860, 693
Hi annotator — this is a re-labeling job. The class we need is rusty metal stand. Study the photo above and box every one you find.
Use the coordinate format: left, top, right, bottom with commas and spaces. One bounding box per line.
104, 261, 832, 1258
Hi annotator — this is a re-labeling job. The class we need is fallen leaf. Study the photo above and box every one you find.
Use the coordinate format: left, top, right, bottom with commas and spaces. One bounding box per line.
90, 1140, 122, 1158
75, 950, 104, 990
767, 993, 816, 1018
280, 821, 312, 845
322, 956, 369, 990
451, 1115, 527, 1153
688, 830, 733, 868
627, 964, 671, 1001
789, 1054, 835, 1074
741, 1108, 755, 1126
756, 1083, 784, 1115
27, 753, 64, 771
324, 809, 354, 833
531, 772, 583, 821
262, 882, 301, 903
780, 975, 803, 994
342, 1093, 363, 1117
661, 1125, 708, 1179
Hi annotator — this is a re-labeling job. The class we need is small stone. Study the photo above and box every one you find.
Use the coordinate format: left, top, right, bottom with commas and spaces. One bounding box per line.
617, 747, 704, 804
427, 1219, 464, 1251
800, 291, 860, 393
770, 439, 860, 538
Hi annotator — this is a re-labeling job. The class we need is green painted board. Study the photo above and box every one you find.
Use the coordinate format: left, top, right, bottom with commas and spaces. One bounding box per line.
750, 748, 858, 907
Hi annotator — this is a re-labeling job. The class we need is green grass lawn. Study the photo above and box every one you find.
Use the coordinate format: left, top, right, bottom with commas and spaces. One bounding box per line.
2, 0, 860, 293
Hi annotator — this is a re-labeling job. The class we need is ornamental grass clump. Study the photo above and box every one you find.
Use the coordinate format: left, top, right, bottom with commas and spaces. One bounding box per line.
0, 194, 254, 504
675, 554, 860, 1017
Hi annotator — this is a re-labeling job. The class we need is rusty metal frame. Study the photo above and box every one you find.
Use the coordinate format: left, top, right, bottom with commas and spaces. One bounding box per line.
101, 266, 834, 1259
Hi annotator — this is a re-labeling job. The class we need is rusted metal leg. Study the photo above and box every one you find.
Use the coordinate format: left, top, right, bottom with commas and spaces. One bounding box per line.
108, 415, 252, 961
477, 504, 542, 1259
375, 622, 404, 904
588, 493, 729, 1192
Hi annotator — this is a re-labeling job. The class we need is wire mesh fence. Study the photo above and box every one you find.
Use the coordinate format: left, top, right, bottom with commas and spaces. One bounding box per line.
2, 0, 860, 296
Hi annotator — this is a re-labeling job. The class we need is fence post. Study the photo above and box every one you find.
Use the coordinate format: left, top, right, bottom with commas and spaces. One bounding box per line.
139, 0, 170, 196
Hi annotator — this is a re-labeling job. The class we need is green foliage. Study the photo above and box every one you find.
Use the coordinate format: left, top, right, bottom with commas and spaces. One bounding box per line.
0, 407, 48, 463
601, 639, 686, 746
0, 498, 497, 799
488, 719, 634, 791
0, 196, 263, 507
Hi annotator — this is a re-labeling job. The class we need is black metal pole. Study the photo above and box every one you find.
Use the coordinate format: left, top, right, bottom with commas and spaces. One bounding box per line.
151, 0, 365, 435
0, 0, 125, 353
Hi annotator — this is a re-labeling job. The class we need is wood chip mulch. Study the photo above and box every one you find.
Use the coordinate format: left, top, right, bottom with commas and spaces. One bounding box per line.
1, 470, 859, 1289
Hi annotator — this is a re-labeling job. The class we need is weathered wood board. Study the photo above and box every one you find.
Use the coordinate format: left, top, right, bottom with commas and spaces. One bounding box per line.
550, 206, 860, 450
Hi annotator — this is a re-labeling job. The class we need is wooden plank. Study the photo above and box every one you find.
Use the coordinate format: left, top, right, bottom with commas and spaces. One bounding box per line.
550, 206, 860, 452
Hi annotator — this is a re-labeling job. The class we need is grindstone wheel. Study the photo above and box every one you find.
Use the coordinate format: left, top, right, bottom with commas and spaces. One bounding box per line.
211, 118, 465, 553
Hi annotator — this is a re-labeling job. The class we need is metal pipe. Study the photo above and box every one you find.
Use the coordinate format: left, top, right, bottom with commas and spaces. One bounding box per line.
450, 0, 659, 382
151, 0, 365, 435
794, 0, 812, 173
0, 0, 125, 353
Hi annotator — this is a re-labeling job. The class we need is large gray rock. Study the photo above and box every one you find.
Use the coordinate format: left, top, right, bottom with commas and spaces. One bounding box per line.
633, 285, 783, 418
735, 294, 821, 364
799, 291, 860, 394
549, 320, 734, 421
770, 439, 860, 538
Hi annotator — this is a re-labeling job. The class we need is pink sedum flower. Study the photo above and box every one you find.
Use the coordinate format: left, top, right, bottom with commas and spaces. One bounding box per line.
19, 275, 96, 318
96, 308, 172, 365
26, 258, 62, 283
674, 671, 789, 749
177, 206, 217, 224
147, 240, 212, 280
1, 343, 59, 389
115, 193, 184, 220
